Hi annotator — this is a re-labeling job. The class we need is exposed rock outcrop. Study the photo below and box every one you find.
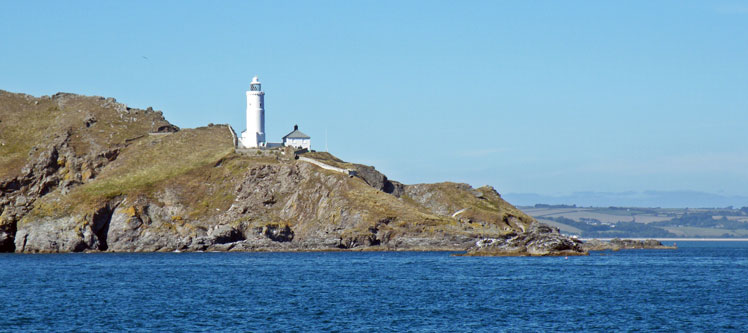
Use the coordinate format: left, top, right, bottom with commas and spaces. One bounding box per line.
582, 238, 677, 251
351, 164, 404, 197
0, 90, 176, 251
461, 224, 588, 256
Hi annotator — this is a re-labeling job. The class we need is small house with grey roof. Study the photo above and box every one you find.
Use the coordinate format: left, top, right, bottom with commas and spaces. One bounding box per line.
282, 125, 311, 150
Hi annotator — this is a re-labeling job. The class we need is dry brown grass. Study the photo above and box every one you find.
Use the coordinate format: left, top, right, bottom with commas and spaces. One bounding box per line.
0, 90, 172, 179
26, 126, 236, 220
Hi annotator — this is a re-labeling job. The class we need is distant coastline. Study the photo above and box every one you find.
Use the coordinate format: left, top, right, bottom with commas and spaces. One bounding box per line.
526, 206, 748, 239
506, 191, 748, 208
582, 238, 748, 242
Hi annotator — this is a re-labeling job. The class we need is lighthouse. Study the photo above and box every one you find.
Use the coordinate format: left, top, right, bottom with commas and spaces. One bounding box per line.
240, 76, 266, 148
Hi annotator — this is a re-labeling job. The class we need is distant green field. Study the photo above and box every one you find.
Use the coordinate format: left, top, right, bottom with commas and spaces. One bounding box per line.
522, 205, 748, 238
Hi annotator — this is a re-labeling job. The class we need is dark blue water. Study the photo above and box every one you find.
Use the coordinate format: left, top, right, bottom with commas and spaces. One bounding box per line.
2, 242, 747, 331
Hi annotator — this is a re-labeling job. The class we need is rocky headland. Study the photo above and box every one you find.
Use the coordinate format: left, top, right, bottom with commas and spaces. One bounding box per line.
0, 90, 584, 255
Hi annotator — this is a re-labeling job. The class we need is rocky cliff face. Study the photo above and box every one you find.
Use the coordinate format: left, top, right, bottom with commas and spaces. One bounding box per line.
1, 90, 553, 254
0, 90, 176, 251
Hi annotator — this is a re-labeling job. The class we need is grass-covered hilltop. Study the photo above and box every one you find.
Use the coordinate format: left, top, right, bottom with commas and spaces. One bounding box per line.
0, 90, 584, 255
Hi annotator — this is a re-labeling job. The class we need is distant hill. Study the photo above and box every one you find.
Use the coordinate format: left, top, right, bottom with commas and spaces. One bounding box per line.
523, 205, 748, 238
504, 191, 748, 209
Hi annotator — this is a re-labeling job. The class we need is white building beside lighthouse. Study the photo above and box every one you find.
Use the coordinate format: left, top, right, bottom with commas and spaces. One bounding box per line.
282, 124, 311, 150
240, 76, 266, 148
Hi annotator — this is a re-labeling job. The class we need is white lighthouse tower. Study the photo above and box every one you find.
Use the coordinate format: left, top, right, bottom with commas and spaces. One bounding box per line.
240, 76, 266, 148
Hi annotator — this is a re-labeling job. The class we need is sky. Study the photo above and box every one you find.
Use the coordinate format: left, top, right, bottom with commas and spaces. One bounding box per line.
2, 1, 748, 206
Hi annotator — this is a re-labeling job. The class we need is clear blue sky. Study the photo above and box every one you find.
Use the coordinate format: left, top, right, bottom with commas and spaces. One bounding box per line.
2, 1, 748, 200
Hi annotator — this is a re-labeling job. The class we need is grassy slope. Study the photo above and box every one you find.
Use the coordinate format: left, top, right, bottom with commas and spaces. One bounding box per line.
295, 153, 529, 236
0, 90, 170, 179
402, 182, 534, 230
0, 92, 60, 177
25, 126, 239, 221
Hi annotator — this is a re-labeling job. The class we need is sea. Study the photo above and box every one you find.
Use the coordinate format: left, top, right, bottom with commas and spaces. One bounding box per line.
1, 241, 747, 332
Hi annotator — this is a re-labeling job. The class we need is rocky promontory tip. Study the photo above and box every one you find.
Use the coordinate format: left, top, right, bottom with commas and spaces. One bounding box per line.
460, 224, 588, 256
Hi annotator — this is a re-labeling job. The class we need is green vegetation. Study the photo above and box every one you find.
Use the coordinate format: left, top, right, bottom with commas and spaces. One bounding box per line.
78, 127, 233, 199
0, 93, 59, 176
26, 126, 237, 221
526, 206, 748, 238
545, 216, 677, 238
0, 91, 173, 179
